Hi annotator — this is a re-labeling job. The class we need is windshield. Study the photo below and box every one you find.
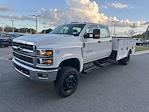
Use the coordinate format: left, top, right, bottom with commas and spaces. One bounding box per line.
50, 24, 85, 36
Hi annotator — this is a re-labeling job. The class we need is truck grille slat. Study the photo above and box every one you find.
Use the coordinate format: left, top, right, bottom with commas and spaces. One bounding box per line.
14, 63, 30, 75
13, 52, 33, 64
12, 41, 35, 66
13, 42, 34, 50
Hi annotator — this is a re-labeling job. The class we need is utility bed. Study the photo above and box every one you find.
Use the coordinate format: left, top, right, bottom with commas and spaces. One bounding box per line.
111, 37, 136, 61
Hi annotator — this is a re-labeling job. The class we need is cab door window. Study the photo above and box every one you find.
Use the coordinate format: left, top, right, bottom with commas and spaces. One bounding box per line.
86, 25, 98, 34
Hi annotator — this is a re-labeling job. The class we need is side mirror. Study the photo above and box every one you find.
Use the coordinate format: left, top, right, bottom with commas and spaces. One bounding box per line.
84, 33, 94, 38
93, 29, 100, 39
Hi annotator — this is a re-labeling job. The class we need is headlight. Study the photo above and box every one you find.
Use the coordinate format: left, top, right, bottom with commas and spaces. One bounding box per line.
37, 49, 53, 57
38, 58, 53, 65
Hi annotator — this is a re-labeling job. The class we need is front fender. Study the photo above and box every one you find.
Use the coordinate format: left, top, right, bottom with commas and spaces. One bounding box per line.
55, 54, 83, 72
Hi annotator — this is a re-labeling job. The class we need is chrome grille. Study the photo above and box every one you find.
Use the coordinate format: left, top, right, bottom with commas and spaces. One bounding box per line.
13, 52, 33, 64
13, 42, 34, 50
12, 41, 36, 66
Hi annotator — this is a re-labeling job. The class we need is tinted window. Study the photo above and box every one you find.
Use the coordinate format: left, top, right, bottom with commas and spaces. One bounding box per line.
86, 25, 98, 33
50, 24, 85, 36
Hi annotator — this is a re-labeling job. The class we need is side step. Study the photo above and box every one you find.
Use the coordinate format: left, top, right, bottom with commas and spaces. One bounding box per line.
82, 66, 98, 74
98, 62, 111, 68
82, 62, 111, 74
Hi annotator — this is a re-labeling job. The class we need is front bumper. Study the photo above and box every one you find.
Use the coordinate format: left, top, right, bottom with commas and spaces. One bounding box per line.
12, 58, 58, 81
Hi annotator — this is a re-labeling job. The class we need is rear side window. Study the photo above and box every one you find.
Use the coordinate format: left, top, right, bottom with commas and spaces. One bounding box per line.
86, 25, 98, 34
100, 26, 110, 38
59, 26, 69, 34
73, 27, 82, 33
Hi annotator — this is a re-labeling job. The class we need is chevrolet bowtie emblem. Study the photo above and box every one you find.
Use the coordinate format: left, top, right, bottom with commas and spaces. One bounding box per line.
17, 46, 23, 51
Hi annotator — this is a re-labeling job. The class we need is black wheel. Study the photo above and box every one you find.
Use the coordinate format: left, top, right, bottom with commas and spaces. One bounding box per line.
54, 67, 79, 97
118, 52, 130, 65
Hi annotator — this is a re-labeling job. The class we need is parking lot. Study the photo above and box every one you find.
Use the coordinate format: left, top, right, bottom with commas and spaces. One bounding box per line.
0, 47, 149, 112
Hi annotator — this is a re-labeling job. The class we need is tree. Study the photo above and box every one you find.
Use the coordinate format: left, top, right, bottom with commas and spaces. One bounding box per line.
27, 28, 36, 34
0, 27, 2, 32
145, 26, 149, 40
4, 26, 13, 32
41, 28, 52, 34
19, 28, 28, 33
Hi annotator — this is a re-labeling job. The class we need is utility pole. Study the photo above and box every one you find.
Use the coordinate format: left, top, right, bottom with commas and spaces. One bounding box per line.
32, 15, 39, 33
144, 26, 149, 41
10, 19, 14, 33
112, 21, 117, 37
1, 23, 4, 32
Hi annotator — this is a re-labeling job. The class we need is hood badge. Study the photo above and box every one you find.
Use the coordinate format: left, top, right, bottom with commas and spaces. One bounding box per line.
17, 46, 23, 52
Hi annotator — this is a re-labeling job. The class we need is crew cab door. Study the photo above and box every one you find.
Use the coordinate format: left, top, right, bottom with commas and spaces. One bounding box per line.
83, 25, 112, 63
82, 25, 102, 63
98, 25, 112, 58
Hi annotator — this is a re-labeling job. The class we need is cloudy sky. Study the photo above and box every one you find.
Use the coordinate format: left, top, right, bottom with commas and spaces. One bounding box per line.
0, 0, 148, 35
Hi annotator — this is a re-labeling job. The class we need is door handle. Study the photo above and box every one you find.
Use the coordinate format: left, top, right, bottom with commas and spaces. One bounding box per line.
97, 41, 101, 43
109, 40, 112, 42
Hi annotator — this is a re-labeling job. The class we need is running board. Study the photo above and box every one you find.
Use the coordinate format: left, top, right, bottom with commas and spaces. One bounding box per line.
98, 62, 111, 67
82, 66, 98, 74
82, 62, 111, 74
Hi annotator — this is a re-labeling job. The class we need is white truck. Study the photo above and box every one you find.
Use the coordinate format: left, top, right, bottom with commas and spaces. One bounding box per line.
12, 23, 136, 97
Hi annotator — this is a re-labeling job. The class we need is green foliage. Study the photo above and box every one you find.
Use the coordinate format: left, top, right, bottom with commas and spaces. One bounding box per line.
41, 28, 52, 34
132, 34, 143, 38
132, 32, 149, 39
136, 46, 149, 52
0, 26, 36, 34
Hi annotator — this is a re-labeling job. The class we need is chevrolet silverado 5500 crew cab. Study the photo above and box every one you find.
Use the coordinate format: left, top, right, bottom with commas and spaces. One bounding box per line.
12, 23, 136, 97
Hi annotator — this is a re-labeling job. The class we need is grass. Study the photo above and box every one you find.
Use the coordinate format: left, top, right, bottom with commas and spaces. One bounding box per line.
136, 46, 149, 52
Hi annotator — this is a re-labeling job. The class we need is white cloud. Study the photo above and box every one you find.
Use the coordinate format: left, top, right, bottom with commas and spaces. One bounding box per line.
140, 21, 149, 26
101, 5, 108, 9
0, 0, 147, 34
0, 15, 35, 21
111, 2, 128, 9
36, 0, 148, 35
38, 0, 146, 29
0, 5, 11, 12
38, 0, 109, 26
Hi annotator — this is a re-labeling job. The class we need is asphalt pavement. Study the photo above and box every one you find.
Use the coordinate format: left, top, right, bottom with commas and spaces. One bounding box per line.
0, 47, 149, 112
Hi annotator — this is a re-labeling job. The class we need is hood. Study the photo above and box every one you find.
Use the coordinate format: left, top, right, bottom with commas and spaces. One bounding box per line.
0, 37, 9, 40
13, 34, 82, 48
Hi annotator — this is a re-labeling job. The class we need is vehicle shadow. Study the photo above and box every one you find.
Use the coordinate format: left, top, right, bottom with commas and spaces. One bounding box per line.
13, 63, 120, 99
6, 57, 136, 104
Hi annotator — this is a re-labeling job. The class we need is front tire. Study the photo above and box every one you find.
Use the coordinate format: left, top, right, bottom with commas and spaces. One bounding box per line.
118, 52, 130, 65
54, 67, 79, 97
